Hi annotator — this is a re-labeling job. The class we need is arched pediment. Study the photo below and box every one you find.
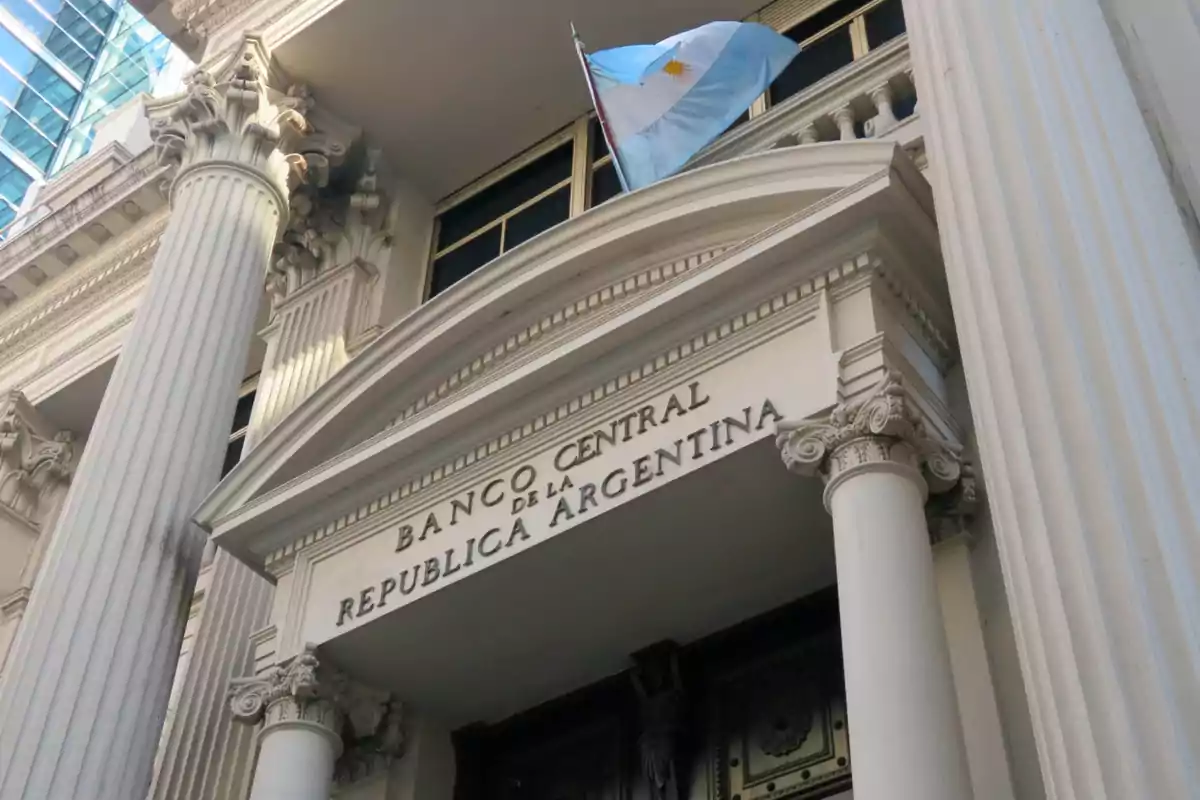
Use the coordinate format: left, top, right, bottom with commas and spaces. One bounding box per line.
196, 141, 941, 567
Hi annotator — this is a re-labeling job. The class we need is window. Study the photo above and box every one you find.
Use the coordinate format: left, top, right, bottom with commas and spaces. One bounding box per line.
4, 0, 114, 80
0, 26, 79, 168
426, 0, 908, 300
52, 7, 173, 174
864, 0, 905, 49
221, 379, 257, 478
430, 140, 573, 297
768, 0, 906, 107
0, 152, 33, 208
0, 153, 32, 234
588, 118, 622, 209
429, 118, 626, 298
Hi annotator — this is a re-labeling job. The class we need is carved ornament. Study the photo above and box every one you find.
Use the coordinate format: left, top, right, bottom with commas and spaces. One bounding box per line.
150, 34, 347, 203
632, 642, 687, 800
228, 644, 405, 782
0, 391, 74, 524
926, 460, 981, 545
776, 370, 962, 500
266, 147, 393, 313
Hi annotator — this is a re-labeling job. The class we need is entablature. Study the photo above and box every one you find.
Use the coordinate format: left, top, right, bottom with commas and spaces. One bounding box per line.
0, 146, 169, 314
197, 142, 951, 573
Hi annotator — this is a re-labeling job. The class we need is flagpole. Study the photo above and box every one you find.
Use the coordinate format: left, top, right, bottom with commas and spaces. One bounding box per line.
571, 23, 631, 193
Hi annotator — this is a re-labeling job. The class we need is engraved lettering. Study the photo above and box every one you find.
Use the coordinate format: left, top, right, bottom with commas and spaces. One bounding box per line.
396, 525, 413, 552
479, 528, 503, 557
378, 577, 397, 608
337, 598, 354, 627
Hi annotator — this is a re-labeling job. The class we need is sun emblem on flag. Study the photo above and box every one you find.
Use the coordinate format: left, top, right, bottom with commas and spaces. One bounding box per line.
662, 58, 688, 77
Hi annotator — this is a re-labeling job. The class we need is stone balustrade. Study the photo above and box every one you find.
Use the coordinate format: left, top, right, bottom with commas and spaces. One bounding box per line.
690, 35, 922, 170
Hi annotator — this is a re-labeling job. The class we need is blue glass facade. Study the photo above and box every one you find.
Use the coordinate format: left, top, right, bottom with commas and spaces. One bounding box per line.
0, 0, 182, 232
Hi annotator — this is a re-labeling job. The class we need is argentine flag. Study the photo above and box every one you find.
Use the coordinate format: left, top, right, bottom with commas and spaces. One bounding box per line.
579, 22, 799, 191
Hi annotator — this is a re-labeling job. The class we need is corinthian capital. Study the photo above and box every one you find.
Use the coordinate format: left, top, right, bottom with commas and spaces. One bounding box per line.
149, 33, 347, 200
775, 371, 962, 497
0, 390, 74, 525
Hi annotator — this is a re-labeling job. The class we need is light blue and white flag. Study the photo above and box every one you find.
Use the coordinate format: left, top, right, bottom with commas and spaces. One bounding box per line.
578, 22, 799, 191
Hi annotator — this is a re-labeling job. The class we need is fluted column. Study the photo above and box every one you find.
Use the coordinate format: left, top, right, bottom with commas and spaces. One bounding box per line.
150, 147, 384, 800
149, 547, 273, 800
0, 35, 319, 800
249, 148, 389, 448
900, 0, 1200, 797
777, 372, 973, 800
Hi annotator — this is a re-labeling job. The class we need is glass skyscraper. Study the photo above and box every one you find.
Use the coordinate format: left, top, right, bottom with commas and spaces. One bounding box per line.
0, 0, 183, 231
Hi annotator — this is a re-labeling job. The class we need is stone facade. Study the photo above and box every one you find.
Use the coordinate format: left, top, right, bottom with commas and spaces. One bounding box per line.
0, 1, 1197, 799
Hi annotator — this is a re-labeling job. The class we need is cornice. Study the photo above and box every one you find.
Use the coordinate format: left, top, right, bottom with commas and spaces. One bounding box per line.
381, 245, 732, 436
224, 205, 945, 569
18, 311, 135, 392
0, 215, 165, 367
0, 150, 167, 298
259, 256, 849, 572
198, 142, 915, 536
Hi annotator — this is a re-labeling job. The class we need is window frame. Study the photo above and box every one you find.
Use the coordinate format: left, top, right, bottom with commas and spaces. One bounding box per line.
752, 0, 902, 115
222, 374, 259, 477
424, 119, 607, 300
423, 0, 905, 299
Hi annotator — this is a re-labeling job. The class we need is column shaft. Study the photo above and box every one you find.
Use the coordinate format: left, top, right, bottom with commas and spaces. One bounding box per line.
828, 461, 972, 800
900, 0, 1200, 796
778, 372, 976, 800
150, 549, 273, 800
249, 720, 340, 800
0, 165, 281, 799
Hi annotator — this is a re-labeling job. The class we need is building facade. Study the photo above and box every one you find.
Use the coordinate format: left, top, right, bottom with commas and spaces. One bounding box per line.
0, 0, 1197, 799
0, 0, 183, 232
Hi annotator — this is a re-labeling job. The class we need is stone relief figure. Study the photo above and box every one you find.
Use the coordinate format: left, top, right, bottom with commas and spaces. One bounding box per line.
23, 431, 74, 508
0, 394, 73, 521
632, 642, 687, 800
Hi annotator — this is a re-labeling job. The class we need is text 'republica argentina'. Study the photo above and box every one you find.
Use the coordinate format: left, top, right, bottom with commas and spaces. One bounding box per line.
336, 382, 783, 626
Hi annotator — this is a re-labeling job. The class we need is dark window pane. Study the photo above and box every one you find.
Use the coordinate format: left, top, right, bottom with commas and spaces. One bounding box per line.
504, 185, 570, 250
590, 162, 623, 207
431, 225, 502, 296
769, 28, 854, 105
437, 142, 573, 250
221, 437, 245, 477
231, 390, 256, 433
783, 0, 866, 46
894, 91, 917, 121
589, 116, 610, 162
865, 0, 906, 49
